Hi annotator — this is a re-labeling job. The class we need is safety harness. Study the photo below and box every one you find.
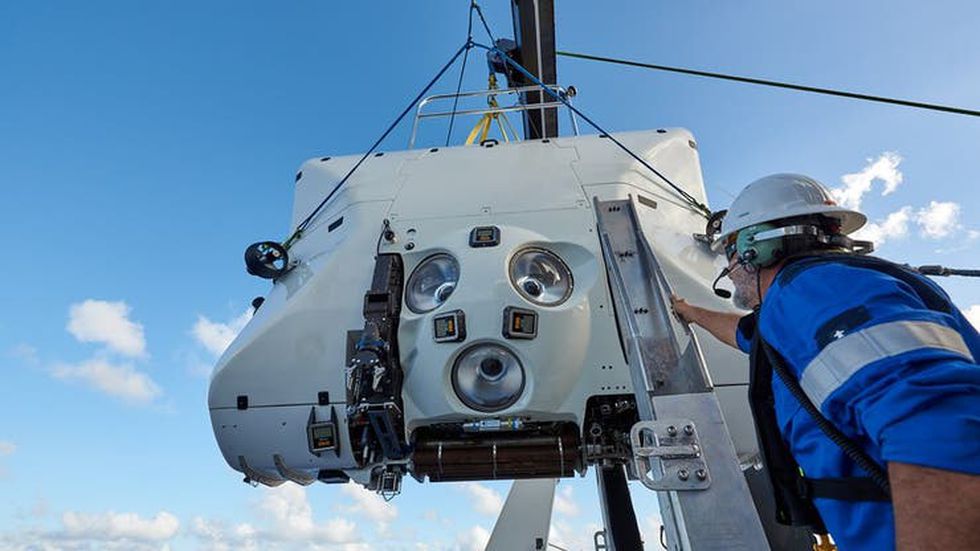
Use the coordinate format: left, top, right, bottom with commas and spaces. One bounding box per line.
748, 253, 955, 530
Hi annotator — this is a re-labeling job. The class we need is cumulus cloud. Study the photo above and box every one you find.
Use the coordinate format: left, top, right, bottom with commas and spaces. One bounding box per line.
61, 511, 179, 542
257, 484, 360, 544
459, 483, 504, 517
193, 309, 253, 356
188, 486, 376, 549
553, 485, 579, 517
965, 305, 980, 332
643, 512, 665, 548
67, 300, 146, 358
46, 301, 162, 406
190, 516, 259, 551
8, 343, 39, 365
832, 152, 903, 211
340, 484, 398, 524
51, 357, 161, 405
548, 519, 604, 551
916, 200, 961, 239
852, 206, 912, 247
0, 509, 179, 550
453, 525, 491, 551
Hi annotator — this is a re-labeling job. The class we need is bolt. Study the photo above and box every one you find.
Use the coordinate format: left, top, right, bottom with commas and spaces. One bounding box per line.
678, 469, 689, 481
696, 469, 707, 481
684, 424, 694, 436
666, 425, 677, 437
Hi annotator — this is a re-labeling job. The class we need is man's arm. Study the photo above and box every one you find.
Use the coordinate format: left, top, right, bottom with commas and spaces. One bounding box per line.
890, 461, 980, 551
669, 296, 743, 349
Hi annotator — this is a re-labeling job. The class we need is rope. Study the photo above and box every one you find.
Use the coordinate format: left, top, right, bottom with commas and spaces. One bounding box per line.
473, 42, 712, 218
557, 50, 980, 119
283, 42, 469, 249
471, 1, 497, 43
445, 3, 479, 146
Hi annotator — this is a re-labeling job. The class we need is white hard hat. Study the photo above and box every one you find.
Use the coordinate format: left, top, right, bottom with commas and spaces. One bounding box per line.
711, 173, 866, 252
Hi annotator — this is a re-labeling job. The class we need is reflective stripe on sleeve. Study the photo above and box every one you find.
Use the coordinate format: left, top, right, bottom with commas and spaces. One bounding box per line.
800, 320, 975, 409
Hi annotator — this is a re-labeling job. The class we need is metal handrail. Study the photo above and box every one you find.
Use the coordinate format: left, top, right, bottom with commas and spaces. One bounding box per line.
408, 84, 580, 148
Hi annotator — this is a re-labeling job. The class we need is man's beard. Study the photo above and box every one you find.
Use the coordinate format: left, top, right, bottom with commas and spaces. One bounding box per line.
728, 264, 759, 310
732, 284, 756, 310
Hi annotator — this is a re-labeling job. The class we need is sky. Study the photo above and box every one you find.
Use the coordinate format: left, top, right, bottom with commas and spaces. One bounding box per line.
1, 1, 979, 549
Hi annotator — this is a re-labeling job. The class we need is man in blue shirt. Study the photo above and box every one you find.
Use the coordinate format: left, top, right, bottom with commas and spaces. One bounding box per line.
672, 173, 979, 550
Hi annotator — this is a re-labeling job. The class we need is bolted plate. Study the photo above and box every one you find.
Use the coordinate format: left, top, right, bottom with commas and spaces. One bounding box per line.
631, 419, 710, 491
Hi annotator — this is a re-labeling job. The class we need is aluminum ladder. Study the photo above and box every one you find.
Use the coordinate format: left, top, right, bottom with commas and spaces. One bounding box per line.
594, 197, 770, 551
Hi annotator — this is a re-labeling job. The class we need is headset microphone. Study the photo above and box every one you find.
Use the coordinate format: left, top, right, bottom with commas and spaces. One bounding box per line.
712, 267, 732, 298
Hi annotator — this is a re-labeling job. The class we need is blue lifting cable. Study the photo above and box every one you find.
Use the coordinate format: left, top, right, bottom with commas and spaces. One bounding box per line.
284, 42, 470, 248
471, 41, 712, 218
445, 3, 480, 146
471, 1, 497, 44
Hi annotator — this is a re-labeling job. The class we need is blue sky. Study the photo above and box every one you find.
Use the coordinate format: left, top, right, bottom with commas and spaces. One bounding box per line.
1, 1, 978, 549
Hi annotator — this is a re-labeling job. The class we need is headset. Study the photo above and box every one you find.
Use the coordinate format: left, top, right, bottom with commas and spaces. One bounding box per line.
712, 218, 873, 298
735, 219, 873, 269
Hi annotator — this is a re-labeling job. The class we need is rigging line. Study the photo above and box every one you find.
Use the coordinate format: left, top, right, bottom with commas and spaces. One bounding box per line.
471, 1, 497, 44
473, 42, 712, 218
445, 45, 473, 146
557, 50, 980, 119
284, 42, 470, 248
445, 5, 478, 146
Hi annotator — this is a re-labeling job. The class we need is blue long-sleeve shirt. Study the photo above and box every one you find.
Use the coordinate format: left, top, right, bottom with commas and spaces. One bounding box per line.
735, 260, 980, 550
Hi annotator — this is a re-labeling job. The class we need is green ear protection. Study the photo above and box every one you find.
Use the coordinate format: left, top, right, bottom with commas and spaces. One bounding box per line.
736, 223, 782, 268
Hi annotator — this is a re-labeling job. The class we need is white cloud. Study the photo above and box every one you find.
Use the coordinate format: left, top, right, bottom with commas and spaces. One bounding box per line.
852, 206, 912, 247
643, 513, 665, 549
553, 485, 579, 517
453, 525, 490, 551
832, 152, 903, 210
51, 357, 161, 405
190, 517, 259, 551
916, 200, 961, 239
8, 343, 39, 365
257, 484, 360, 544
965, 305, 980, 332
340, 484, 398, 524
67, 300, 146, 358
61, 510, 179, 542
459, 483, 504, 517
548, 519, 604, 551
0, 510, 179, 550
193, 309, 252, 356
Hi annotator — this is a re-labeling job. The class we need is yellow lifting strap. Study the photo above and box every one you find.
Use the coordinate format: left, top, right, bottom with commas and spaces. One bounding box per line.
465, 74, 512, 145
812, 533, 838, 551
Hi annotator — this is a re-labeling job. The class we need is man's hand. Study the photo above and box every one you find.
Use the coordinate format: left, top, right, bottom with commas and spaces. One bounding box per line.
670, 295, 700, 324
669, 295, 743, 350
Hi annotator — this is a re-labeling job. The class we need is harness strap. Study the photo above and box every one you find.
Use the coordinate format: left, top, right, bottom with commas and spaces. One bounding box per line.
803, 477, 891, 502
